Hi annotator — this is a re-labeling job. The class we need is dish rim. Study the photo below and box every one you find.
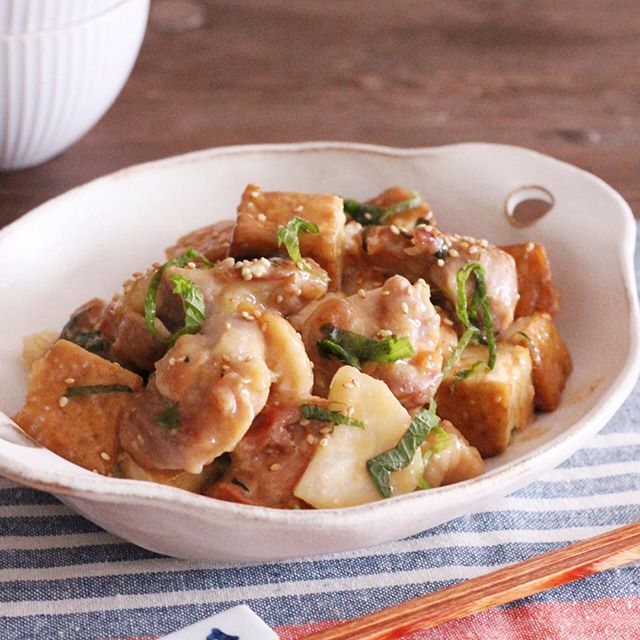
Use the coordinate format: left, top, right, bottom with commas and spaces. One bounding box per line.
1, 140, 638, 527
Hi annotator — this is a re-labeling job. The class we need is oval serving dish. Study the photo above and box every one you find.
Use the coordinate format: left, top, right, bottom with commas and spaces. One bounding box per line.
0, 142, 638, 562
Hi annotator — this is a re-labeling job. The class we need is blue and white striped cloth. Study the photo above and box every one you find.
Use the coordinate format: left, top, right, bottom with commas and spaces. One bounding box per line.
1, 230, 639, 640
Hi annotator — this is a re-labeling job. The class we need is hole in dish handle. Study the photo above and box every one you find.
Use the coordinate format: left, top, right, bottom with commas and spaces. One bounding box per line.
505, 185, 554, 227
0, 419, 39, 448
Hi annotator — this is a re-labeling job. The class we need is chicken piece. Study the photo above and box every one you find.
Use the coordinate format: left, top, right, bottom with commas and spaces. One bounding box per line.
340, 220, 388, 295
100, 256, 328, 373
421, 420, 484, 487
291, 275, 443, 409
365, 186, 435, 230
365, 225, 520, 335
165, 219, 234, 263
229, 184, 345, 288
13, 340, 143, 475
206, 403, 323, 509
118, 451, 226, 493
501, 242, 561, 318
294, 366, 423, 508
435, 343, 534, 457
119, 311, 314, 474
504, 312, 572, 411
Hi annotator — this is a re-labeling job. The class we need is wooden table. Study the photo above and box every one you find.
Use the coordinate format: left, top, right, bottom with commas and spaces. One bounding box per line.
1, 0, 639, 228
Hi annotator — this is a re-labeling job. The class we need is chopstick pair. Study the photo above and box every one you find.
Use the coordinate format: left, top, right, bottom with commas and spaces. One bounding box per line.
300, 522, 640, 640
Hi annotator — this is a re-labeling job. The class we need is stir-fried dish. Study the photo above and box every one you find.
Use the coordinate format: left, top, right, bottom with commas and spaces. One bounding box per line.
14, 185, 572, 509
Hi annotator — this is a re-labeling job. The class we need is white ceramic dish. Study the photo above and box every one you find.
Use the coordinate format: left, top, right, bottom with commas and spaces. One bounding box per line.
0, 142, 638, 562
0, 0, 149, 170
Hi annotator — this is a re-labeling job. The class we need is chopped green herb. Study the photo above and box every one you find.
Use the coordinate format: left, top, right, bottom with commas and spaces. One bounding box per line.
317, 324, 414, 370
366, 401, 441, 498
275, 216, 319, 264
231, 477, 250, 492
167, 274, 206, 341
301, 404, 365, 430
454, 262, 496, 370
342, 191, 422, 226
426, 425, 453, 454
417, 477, 432, 490
60, 314, 105, 355
451, 359, 486, 392
516, 331, 532, 344
154, 403, 181, 430
64, 384, 133, 397
144, 247, 211, 343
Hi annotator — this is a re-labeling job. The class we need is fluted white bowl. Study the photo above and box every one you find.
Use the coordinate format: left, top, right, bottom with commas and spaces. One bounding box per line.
0, 0, 149, 170
0, 0, 124, 34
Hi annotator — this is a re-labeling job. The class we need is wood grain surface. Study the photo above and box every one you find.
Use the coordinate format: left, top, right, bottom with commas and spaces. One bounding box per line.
1, 0, 639, 228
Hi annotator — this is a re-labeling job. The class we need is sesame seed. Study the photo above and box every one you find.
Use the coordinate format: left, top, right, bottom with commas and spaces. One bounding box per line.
241, 311, 255, 320
58, 396, 68, 408
460, 241, 469, 249
382, 290, 391, 296
300, 418, 310, 426
425, 225, 434, 232
526, 242, 535, 253
294, 205, 304, 212
443, 317, 454, 326
168, 357, 176, 366
219, 257, 234, 268
187, 261, 197, 269
319, 438, 329, 447
319, 426, 332, 435
222, 354, 232, 363
390, 225, 401, 235
100, 452, 111, 461
293, 287, 302, 296
401, 302, 409, 314
448, 248, 459, 258
306, 434, 317, 445
469, 246, 479, 255
270, 463, 282, 472
225, 322, 232, 330
261, 322, 268, 333
358, 288, 366, 298
221, 364, 230, 373
480, 239, 489, 248
377, 329, 393, 338
241, 266, 253, 281
64, 378, 75, 384
364, 212, 373, 220
257, 213, 267, 222
437, 258, 445, 267
250, 190, 260, 198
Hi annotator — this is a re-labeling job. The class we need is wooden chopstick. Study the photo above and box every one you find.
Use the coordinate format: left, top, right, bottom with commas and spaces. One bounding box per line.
301, 522, 640, 640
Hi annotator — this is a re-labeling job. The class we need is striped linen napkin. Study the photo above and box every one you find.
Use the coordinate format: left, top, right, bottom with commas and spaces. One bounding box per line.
1, 232, 639, 640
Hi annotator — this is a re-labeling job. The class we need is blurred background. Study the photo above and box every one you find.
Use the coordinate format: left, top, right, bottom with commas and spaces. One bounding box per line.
1, 0, 638, 226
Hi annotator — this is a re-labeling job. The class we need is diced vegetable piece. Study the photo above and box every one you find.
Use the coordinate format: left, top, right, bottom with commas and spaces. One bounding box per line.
118, 451, 222, 493
294, 366, 422, 508
22, 330, 58, 367
421, 420, 485, 487
165, 219, 235, 262
504, 312, 573, 411
501, 242, 560, 318
435, 343, 534, 457
13, 340, 143, 475
229, 184, 346, 287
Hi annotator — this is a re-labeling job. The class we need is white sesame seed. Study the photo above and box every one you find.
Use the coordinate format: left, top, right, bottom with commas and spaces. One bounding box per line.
225, 322, 231, 330
221, 364, 230, 373
390, 225, 401, 235
187, 261, 197, 269
382, 290, 391, 296
319, 426, 332, 435
306, 434, 317, 445
469, 246, 479, 255
319, 438, 329, 447
100, 451, 111, 461
257, 213, 267, 222
480, 239, 489, 248
300, 417, 310, 426
437, 258, 445, 267
58, 396, 68, 408
241, 311, 255, 320
460, 241, 469, 249
261, 322, 268, 333
377, 329, 393, 338
222, 354, 232, 363
443, 317, 454, 326
294, 205, 304, 212
401, 302, 409, 314
250, 190, 260, 198
270, 463, 282, 472
526, 242, 535, 253
241, 266, 253, 281
357, 288, 366, 298
364, 212, 373, 220
64, 378, 75, 384
168, 357, 176, 366
449, 248, 459, 258
276, 294, 284, 304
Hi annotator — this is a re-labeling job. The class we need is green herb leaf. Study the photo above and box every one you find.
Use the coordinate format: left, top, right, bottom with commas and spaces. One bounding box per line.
417, 477, 432, 490
516, 331, 532, 344
317, 324, 415, 370
426, 425, 453, 454
275, 216, 319, 264
451, 359, 486, 392
167, 274, 206, 340
301, 404, 365, 429
343, 191, 422, 226
144, 247, 211, 343
366, 401, 441, 498
454, 262, 496, 370
64, 384, 133, 397
154, 403, 181, 430
231, 477, 250, 492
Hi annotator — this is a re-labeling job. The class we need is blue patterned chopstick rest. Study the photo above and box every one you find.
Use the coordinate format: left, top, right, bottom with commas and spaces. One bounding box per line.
159, 604, 279, 639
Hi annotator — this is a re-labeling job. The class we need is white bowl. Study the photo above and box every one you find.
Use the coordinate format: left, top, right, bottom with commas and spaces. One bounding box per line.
0, 0, 124, 34
0, 0, 149, 170
0, 142, 638, 562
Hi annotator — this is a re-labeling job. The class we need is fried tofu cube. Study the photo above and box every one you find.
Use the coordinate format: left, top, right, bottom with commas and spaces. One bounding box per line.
504, 312, 572, 412
165, 219, 235, 262
229, 184, 345, 287
13, 340, 143, 475
435, 343, 534, 457
501, 242, 560, 318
